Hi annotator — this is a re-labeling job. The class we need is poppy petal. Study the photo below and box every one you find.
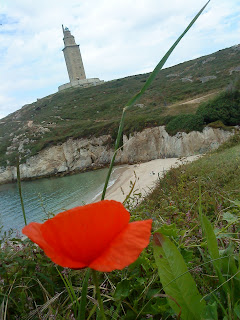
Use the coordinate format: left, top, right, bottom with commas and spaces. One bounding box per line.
23, 200, 131, 269
89, 219, 152, 272
22, 222, 87, 268
22, 222, 47, 250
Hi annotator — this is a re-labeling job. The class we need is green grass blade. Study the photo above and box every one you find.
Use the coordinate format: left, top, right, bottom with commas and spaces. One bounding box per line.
198, 184, 221, 268
91, 269, 106, 320
87, 304, 97, 320
201, 215, 221, 270
16, 159, 27, 225
199, 186, 231, 297
64, 274, 80, 309
200, 214, 231, 296
153, 232, 205, 320
78, 268, 90, 320
101, 0, 210, 200
101, 111, 126, 200
198, 187, 231, 304
57, 268, 78, 315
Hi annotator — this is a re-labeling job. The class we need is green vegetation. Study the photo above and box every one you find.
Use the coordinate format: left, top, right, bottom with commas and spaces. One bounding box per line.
197, 90, 240, 126
1, 135, 239, 319
0, 44, 240, 166
164, 88, 240, 136
165, 113, 204, 135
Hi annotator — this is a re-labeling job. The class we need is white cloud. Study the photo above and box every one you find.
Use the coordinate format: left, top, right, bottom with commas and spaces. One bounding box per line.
0, 0, 239, 119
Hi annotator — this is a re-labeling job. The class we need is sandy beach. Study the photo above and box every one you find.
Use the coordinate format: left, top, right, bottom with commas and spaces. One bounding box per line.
96, 155, 201, 203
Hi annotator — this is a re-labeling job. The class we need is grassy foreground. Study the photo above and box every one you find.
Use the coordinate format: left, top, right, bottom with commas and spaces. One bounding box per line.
1, 135, 239, 319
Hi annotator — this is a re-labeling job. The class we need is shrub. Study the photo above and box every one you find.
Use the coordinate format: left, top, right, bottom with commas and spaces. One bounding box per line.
165, 113, 204, 136
197, 90, 240, 125
207, 119, 236, 131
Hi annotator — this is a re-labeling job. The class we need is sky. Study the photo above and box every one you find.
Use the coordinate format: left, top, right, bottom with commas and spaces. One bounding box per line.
0, 0, 239, 119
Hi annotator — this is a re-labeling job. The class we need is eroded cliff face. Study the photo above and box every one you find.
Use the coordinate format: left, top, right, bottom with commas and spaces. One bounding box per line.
0, 126, 234, 184
120, 126, 233, 162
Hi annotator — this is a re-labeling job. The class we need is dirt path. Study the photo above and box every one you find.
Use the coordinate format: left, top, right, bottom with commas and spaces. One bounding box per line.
179, 91, 220, 105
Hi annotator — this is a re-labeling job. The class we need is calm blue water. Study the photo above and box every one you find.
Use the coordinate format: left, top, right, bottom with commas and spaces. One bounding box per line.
0, 168, 114, 234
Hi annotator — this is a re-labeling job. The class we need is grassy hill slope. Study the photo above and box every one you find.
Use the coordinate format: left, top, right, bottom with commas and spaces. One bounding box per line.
0, 44, 240, 166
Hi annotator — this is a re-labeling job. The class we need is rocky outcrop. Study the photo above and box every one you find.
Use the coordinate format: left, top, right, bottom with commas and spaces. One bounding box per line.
199, 76, 217, 83
0, 126, 234, 184
202, 57, 216, 64
229, 65, 240, 75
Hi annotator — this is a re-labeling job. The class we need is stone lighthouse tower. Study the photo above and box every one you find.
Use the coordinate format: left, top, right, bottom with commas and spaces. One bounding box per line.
58, 26, 103, 91
62, 25, 86, 82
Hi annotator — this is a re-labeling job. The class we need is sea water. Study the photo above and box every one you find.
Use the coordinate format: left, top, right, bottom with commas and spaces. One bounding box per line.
0, 168, 115, 234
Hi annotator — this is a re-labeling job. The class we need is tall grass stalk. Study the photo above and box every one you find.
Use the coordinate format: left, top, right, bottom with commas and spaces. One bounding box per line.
101, 0, 210, 200
78, 268, 90, 320
91, 270, 106, 320
16, 159, 27, 226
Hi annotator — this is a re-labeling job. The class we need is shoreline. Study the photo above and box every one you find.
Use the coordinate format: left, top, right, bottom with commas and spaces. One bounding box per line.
95, 155, 201, 203
0, 156, 200, 235
0, 163, 110, 186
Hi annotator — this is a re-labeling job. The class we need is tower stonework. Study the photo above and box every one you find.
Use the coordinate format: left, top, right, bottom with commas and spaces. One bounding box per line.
62, 25, 86, 82
59, 26, 103, 91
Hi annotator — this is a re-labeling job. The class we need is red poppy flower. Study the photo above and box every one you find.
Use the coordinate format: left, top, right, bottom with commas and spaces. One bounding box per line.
22, 200, 152, 272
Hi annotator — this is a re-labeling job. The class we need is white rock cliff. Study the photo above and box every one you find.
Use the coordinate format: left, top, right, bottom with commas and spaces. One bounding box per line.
0, 126, 234, 184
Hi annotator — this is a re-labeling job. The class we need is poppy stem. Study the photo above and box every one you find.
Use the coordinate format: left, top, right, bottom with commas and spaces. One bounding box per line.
91, 269, 106, 320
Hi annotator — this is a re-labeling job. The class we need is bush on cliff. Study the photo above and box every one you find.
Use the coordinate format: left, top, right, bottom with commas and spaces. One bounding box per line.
165, 113, 204, 136
197, 90, 240, 125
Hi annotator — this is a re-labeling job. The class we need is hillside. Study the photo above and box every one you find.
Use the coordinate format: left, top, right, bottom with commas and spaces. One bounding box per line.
0, 44, 240, 166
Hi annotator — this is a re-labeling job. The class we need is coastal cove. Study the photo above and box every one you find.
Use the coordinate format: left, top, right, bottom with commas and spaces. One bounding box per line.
0, 155, 200, 234
0, 167, 116, 233
0, 126, 234, 185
